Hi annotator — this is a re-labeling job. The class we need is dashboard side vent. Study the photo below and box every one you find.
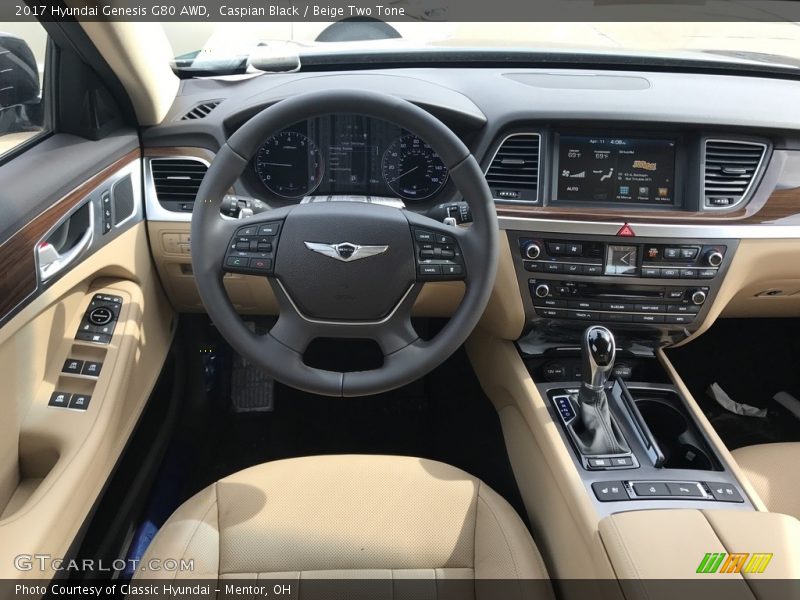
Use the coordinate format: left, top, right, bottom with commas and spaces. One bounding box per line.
180, 101, 221, 120
703, 139, 766, 208
150, 158, 208, 212
485, 133, 541, 203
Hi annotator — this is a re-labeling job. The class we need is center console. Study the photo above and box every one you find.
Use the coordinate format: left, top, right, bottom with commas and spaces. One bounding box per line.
507, 230, 737, 336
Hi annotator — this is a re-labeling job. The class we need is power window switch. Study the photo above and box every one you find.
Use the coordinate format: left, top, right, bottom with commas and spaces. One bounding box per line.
68, 394, 91, 410
49, 391, 71, 408
81, 361, 103, 377
62, 359, 84, 374
75, 331, 112, 344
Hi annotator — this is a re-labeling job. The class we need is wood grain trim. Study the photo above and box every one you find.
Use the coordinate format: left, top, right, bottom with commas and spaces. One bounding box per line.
0, 149, 141, 323
494, 187, 800, 226
497, 148, 800, 226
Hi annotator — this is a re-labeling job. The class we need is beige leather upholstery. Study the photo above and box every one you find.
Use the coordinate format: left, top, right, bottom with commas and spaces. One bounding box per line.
138, 455, 551, 593
732, 442, 800, 519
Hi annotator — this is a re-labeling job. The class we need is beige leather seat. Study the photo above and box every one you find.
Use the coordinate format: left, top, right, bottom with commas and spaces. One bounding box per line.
138, 455, 551, 595
732, 442, 800, 519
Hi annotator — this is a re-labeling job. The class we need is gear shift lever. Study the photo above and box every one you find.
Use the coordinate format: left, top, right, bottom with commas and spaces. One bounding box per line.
568, 326, 630, 456
581, 326, 616, 391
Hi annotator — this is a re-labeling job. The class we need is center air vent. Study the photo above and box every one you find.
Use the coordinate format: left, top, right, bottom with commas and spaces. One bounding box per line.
150, 158, 208, 212
703, 139, 766, 208
180, 101, 221, 120
485, 133, 541, 203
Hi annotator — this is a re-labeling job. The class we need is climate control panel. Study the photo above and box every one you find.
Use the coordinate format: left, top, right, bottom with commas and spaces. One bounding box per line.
520, 238, 727, 280
507, 230, 737, 332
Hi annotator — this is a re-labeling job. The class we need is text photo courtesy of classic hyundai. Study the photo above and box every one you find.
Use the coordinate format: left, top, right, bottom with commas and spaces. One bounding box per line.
0, 4, 799, 600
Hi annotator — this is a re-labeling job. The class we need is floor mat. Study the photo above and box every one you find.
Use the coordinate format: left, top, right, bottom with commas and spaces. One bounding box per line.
181, 345, 529, 525
666, 318, 800, 450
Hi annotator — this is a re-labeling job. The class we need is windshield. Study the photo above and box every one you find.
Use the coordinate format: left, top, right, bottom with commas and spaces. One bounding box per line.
162, 21, 800, 73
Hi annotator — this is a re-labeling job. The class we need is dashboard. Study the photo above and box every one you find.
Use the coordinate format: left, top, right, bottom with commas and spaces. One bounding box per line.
246, 116, 449, 202
142, 65, 800, 338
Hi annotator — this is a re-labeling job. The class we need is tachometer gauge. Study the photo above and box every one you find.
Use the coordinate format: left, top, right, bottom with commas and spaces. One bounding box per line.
382, 134, 448, 201
254, 131, 323, 198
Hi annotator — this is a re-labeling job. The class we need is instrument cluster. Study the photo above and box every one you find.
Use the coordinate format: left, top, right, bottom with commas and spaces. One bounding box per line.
251, 115, 449, 202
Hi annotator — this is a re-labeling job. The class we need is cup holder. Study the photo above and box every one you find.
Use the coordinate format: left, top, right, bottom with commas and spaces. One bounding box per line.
635, 397, 718, 471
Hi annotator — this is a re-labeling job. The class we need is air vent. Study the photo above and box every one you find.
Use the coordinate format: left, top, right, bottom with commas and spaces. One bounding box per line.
150, 158, 208, 212
180, 101, 221, 120
485, 133, 540, 203
703, 139, 766, 208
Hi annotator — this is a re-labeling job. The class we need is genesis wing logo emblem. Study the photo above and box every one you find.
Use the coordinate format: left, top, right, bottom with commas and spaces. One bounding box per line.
304, 241, 389, 263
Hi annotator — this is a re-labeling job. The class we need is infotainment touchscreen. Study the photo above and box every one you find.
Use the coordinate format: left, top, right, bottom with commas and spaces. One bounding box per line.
555, 136, 676, 205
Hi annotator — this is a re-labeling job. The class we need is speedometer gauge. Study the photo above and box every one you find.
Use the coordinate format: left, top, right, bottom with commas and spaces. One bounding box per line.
254, 131, 323, 198
382, 135, 448, 201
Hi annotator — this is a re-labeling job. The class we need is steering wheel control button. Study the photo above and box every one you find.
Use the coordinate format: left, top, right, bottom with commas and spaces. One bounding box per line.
88, 307, 114, 326
49, 391, 71, 408
62, 359, 84, 374
68, 394, 91, 410
81, 361, 103, 377
258, 222, 281, 236
413, 228, 466, 281
707, 482, 744, 503
250, 258, 273, 271
224, 222, 282, 275
592, 481, 629, 502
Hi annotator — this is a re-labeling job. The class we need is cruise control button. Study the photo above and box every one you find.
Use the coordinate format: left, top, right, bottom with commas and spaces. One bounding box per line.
418, 264, 441, 276
707, 482, 744, 503
632, 482, 670, 497
667, 482, 703, 497
62, 359, 84, 374
592, 481, 629, 502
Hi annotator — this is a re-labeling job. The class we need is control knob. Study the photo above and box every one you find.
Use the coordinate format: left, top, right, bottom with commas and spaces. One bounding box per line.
705, 250, 724, 267
522, 241, 542, 260
690, 289, 707, 306
534, 283, 550, 298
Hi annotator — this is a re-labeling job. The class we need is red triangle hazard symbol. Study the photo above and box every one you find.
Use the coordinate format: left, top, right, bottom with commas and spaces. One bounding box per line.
617, 223, 635, 237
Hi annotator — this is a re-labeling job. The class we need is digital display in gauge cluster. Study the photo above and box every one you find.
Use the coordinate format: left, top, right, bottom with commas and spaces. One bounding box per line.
252, 115, 448, 201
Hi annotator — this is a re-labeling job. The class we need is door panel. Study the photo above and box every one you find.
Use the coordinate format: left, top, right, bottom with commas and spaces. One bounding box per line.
0, 144, 174, 577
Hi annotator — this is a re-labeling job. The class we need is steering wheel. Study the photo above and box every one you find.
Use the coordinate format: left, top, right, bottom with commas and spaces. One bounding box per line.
191, 90, 498, 397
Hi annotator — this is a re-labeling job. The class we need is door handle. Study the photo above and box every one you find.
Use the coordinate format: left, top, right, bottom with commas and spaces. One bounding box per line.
37, 202, 94, 282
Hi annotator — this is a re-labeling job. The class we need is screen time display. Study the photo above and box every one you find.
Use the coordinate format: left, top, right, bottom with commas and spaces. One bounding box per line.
556, 136, 676, 205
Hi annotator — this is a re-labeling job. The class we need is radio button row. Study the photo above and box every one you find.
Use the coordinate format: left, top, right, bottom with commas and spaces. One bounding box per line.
632, 314, 665, 324
641, 267, 660, 278
571, 300, 601, 310
605, 302, 634, 312
635, 304, 665, 313
665, 315, 694, 325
